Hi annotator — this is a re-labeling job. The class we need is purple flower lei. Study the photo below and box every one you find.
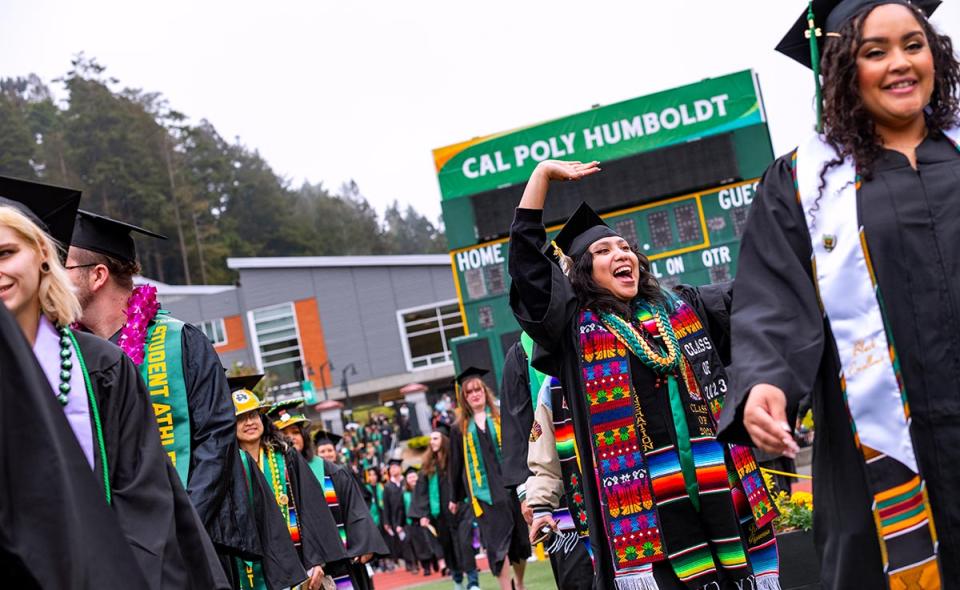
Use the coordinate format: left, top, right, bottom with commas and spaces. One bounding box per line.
118, 285, 160, 365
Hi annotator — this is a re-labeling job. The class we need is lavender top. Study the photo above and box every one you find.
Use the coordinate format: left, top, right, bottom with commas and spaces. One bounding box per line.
33, 315, 95, 469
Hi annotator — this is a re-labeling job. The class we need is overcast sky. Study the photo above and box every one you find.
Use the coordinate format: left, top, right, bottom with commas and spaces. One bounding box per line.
2, 1, 958, 221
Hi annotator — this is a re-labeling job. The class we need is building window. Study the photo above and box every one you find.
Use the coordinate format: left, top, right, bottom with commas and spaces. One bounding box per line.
198, 318, 227, 346
249, 302, 304, 394
397, 300, 465, 371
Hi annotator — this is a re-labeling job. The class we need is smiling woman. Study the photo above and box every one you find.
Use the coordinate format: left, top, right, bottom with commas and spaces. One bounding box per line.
508, 160, 780, 590
717, 1, 960, 588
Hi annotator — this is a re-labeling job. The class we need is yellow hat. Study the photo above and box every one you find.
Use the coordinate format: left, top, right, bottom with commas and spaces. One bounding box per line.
232, 389, 267, 417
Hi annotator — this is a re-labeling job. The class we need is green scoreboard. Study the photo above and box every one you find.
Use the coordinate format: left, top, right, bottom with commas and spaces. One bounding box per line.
434, 70, 775, 385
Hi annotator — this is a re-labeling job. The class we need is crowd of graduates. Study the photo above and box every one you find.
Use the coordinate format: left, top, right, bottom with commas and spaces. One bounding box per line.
4, 1, 960, 589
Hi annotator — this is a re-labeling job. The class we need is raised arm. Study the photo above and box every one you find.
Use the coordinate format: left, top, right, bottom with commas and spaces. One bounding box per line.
508, 161, 599, 351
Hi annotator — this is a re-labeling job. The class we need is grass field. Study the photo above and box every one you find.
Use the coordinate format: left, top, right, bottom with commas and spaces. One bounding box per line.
399, 559, 555, 590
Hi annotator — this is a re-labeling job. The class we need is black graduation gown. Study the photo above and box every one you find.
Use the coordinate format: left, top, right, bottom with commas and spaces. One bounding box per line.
321, 460, 389, 590
0, 306, 148, 589
508, 207, 735, 590
411, 467, 478, 574
76, 329, 229, 589
716, 134, 960, 589
238, 449, 309, 590
382, 480, 406, 558
112, 321, 261, 564
449, 420, 531, 576
282, 449, 351, 570
499, 341, 534, 490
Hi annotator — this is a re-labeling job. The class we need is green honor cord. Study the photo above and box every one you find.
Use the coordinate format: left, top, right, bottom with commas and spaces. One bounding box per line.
69, 330, 111, 504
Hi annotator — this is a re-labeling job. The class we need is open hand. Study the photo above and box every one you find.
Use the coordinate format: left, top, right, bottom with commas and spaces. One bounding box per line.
535, 160, 601, 183
743, 384, 800, 459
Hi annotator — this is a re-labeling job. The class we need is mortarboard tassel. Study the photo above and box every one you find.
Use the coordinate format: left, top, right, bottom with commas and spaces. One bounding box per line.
805, 1, 824, 133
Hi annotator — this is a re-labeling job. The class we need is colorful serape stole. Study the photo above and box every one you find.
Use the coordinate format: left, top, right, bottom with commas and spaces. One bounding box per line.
463, 415, 501, 516
333, 575, 354, 590
323, 476, 349, 549
795, 132, 946, 588
580, 301, 780, 590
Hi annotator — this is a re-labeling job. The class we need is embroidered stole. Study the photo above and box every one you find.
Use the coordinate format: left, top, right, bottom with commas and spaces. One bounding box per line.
463, 415, 501, 516
793, 129, 960, 587
309, 458, 356, 590
579, 300, 780, 590
139, 312, 192, 486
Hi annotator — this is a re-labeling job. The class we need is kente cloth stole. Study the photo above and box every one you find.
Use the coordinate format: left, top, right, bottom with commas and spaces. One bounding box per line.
260, 447, 301, 545
579, 301, 780, 590
428, 473, 441, 519
463, 415, 501, 516
310, 458, 349, 551
139, 312, 191, 486
793, 129, 960, 587
237, 451, 267, 590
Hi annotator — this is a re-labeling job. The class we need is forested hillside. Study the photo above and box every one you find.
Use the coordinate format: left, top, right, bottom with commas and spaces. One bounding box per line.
0, 56, 446, 285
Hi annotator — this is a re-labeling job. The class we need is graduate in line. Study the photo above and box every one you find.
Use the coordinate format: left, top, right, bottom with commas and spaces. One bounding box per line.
232, 377, 348, 590
448, 367, 531, 590
718, 1, 960, 587
509, 164, 780, 589
410, 422, 481, 590
0, 177, 228, 589
66, 209, 262, 585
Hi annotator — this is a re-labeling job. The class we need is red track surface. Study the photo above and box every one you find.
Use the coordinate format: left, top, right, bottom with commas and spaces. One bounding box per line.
369, 556, 489, 590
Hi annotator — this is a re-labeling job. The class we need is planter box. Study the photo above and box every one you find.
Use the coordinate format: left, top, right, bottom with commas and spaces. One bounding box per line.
778, 529, 820, 590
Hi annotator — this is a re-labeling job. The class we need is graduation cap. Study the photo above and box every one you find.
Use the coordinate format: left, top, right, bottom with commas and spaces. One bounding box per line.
404, 465, 419, 477
551, 202, 618, 262
71, 210, 167, 263
227, 373, 264, 394
312, 429, 342, 448
776, 0, 941, 130
387, 457, 404, 467
268, 398, 310, 430
0, 176, 82, 253
454, 366, 489, 386
431, 422, 451, 438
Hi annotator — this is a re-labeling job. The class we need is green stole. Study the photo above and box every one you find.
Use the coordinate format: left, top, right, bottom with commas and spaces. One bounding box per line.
366, 483, 383, 527
237, 451, 267, 590
463, 415, 501, 516
520, 332, 547, 407
140, 311, 191, 486
403, 489, 413, 525
428, 473, 441, 519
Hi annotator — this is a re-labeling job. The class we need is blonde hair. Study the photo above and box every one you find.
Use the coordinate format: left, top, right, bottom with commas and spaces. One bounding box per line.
455, 377, 500, 431
0, 206, 82, 326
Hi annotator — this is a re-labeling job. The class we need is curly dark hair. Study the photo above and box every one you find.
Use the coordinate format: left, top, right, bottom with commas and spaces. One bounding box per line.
568, 245, 663, 319
819, 2, 960, 183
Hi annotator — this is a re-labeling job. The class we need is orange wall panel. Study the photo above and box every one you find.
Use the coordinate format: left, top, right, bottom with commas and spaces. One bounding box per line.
294, 298, 331, 388
215, 315, 247, 354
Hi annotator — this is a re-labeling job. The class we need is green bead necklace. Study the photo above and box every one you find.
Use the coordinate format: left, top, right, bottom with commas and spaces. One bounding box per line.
56, 326, 73, 405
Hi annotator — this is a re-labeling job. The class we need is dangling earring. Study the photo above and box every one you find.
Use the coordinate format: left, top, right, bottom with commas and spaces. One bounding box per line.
41, 261, 51, 273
